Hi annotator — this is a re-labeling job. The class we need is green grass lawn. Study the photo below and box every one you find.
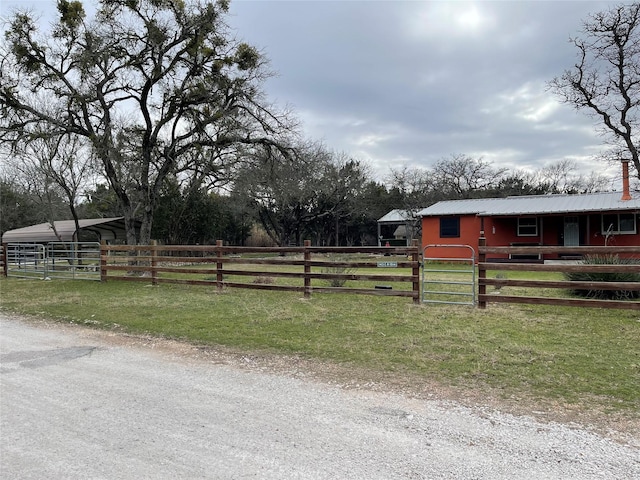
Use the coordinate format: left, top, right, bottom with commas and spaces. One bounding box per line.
1, 277, 638, 419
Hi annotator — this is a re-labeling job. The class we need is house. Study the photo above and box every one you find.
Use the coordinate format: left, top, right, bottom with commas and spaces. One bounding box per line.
1, 217, 133, 244
419, 163, 640, 261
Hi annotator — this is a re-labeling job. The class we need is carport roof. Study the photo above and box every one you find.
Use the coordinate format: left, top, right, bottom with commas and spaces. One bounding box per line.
2, 217, 131, 243
378, 209, 419, 223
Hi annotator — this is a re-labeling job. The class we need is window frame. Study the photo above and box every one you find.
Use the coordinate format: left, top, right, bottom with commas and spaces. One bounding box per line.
517, 217, 538, 237
439, 216, 460, 238
601, 213, 637, 235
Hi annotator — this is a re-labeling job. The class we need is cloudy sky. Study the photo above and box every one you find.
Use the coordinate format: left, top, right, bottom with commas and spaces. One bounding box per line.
226, 0, 625, 186
1, 0, 629, 187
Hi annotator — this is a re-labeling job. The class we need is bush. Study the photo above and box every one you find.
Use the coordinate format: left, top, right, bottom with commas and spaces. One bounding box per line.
493, 272, 507, 291
564, 254, 640, 300
322, 255, 356, 287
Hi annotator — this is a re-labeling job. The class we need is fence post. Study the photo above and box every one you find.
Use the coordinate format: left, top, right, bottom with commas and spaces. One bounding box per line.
216, 240, 224, 292
411, 239, 420, 304
304, 240, 311, 299
1, 243, 7, 277
478, 233, 486, 309
151, 240, 158, 285
100, 240, 107, 282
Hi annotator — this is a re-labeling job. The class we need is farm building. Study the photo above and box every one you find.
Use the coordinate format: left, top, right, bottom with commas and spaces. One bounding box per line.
377, 209, 420, 246
1, 217, 134, 244
419, 165, 640, 261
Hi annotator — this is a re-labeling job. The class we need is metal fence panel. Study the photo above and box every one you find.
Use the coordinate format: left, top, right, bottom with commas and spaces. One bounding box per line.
6, 242, 101, 280
6, 243, 47, 279
46, 242, 101, 280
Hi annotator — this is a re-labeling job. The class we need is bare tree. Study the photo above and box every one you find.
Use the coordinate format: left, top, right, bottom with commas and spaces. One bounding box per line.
9, 134, 98, 239
540, 159, 611, 193
386, 166, 435, 208
385, 166, 435, 243
431, 154, 507, 198
2, 157, 68, 234
549, 2, 640, 180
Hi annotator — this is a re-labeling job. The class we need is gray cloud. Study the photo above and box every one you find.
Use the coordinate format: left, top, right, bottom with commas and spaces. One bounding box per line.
229, 0, 622, 182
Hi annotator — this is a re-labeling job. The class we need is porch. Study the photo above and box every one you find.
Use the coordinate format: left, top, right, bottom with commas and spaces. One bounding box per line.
482, 212, 634, 261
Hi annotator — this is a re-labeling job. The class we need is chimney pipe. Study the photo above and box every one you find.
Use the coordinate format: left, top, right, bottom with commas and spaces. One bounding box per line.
621, 160, 632, 201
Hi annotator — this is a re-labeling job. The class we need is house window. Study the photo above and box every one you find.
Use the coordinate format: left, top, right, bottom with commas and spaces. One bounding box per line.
602, 213, 636, 234
517, 217, 538, 236
440, 217, 460, 238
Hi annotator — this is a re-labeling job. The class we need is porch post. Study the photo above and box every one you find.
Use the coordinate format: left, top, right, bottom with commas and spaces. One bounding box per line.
540, 217, 544, 261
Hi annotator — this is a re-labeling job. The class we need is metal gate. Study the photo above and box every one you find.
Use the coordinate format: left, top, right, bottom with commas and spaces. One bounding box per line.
6, 242, 101, 280
422, 244, 476, 305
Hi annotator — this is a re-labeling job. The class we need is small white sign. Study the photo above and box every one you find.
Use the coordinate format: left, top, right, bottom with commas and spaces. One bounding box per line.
377, 261, 398, 268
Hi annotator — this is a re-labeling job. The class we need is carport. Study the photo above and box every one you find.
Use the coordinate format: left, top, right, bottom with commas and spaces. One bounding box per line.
1, 217, 132, 244
377, 209, 421, 247
1, 218, 137, 280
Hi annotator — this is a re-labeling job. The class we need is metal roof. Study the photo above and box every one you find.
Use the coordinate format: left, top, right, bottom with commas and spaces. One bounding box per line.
2, 217, 131, 243
378, 209, 419, 223
418, 191, 640, 217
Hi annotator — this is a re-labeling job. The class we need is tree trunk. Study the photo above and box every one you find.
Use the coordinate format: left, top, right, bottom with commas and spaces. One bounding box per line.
124, 216, 138, 245
138, 214, 153, 246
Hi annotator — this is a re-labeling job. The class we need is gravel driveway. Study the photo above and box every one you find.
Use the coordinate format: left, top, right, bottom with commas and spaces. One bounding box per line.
1, 313, 638, 479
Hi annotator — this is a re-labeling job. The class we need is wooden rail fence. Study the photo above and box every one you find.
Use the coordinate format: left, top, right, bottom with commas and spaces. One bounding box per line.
478, 239, 640, 310
5, 238, 638, 310
100, 240, 421, 303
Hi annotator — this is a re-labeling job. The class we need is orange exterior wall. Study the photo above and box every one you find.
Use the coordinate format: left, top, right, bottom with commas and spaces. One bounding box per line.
421, 215, 482, 259
422, 213, 640, 260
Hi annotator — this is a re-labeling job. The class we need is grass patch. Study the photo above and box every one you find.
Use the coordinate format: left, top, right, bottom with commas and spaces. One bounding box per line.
1, 278, 639, 417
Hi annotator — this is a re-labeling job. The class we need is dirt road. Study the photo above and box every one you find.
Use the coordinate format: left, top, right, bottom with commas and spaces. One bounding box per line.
1, 313, 638, 479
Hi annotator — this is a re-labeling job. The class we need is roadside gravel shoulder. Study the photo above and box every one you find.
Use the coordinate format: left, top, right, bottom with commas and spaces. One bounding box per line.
10, 313, 639, 448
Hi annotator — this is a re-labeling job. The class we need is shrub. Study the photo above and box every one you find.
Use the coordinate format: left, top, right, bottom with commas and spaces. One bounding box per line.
564, 254, 640, 300
322, 255, 356, 287
252, 276, 274, 284
493, 272, 507, 291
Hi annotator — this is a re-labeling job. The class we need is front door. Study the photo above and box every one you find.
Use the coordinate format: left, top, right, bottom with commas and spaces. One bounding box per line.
564, 216, 580, 246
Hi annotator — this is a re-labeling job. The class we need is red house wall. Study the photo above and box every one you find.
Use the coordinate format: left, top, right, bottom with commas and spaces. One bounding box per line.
587, 213, 640, 247
421, 215, 481, 259
422, 212, 640, 260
